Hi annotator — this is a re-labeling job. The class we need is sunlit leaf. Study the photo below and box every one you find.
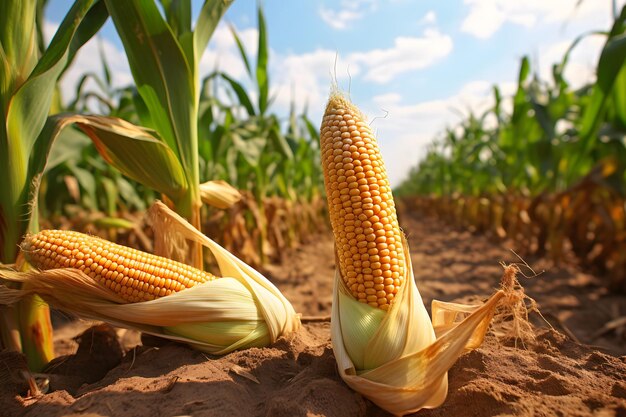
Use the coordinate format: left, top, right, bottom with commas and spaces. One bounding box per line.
256, 6, 269, 115
194, 0, 234, 65
35, 115, 188, 203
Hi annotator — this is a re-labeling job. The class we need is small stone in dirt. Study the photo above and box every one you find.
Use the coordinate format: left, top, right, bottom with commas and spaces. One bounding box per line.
44, 324, 123, 394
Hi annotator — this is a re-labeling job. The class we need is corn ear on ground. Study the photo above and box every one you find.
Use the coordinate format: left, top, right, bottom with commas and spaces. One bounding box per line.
21, 230, 216, 303
320, 92, 406, 310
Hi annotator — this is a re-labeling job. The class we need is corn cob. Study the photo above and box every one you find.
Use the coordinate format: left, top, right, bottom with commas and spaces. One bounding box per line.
320, 93, 405, 310
21, 230, 216, 303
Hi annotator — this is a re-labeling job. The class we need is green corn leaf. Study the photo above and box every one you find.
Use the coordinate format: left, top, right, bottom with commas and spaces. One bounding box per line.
492, 85, 502, 122
162, 0, 194, 66
44, 126, 91, 172
269, 120, 294, 160
116, 175, 147, 211
229, 23, 252, 78
0, 1, 38, 100
518, 55, 530, 84
76, 116, 189, 201
220, 72, 256, 116
0, 44, 11, 114
67, 0, 109, 64
612, 65, 626, 126
226, 146, 239, 185
104, 0, 194, 163
579, 35, 626, 141
100, 176, 118, 215
6, 0, 106, 161
1, 0, 105, 261
98, 39, 112, 87
194, 0, 234, 66
161, 0, 192, 38
256, 5, 269, 115
35, 0, 49, 55
512, 56, 530, 125
67, 162, 97, 209
231, 132, 266, 166
579, 6, 626, 142
33, 115, 188, 204
530, 99, 554, 140
302, 116, 320, 142
131, 88, 153, 129
67, 72, 107, 111
93, 216, 137, 229
554, 30, 606, 88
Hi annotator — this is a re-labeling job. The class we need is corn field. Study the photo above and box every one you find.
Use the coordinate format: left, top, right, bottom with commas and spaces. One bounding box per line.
397, 6, 626, 292
2, 1, 626, 416
0, 0, 327, 371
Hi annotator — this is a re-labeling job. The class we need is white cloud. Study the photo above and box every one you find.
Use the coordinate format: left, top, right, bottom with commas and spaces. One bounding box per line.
266, 27, 453, 122
365, 80, 517, 186
271, 49, 352, 119
350, 30, 453, 83
372, 93, 403, 107
419, 10, 437, 26
318, 0, 378, 30
537, 34, 605, 88
319, 6, 365, 30
461, 0, 623, 39
202, 24, 258, 80
461, 4, 507, 39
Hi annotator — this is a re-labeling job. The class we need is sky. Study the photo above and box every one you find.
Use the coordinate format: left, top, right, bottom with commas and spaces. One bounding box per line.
45, 0, 625, 186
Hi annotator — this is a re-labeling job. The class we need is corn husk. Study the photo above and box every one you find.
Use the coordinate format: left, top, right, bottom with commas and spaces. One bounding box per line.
0, 202, 300, 355
199, 180, 242, 209
331, 236, 519, 416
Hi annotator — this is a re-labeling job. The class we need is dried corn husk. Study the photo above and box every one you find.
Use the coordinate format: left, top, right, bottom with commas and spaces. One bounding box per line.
0, 201, 300, 355
199, 180, 242, 209
332, 236, 523, 416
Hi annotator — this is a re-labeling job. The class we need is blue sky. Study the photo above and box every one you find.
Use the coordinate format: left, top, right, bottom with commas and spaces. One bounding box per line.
46, 0, 624, 186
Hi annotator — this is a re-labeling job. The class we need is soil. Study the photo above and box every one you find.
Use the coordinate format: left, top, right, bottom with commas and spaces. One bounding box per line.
2, 214, 625, 417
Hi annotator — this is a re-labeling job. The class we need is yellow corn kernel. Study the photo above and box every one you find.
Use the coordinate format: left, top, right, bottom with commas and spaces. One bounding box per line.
320, 93, 405, 310
21, 230, 216, 303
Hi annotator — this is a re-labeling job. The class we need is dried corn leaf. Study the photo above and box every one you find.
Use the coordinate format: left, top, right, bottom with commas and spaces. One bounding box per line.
199, 180, 241, 209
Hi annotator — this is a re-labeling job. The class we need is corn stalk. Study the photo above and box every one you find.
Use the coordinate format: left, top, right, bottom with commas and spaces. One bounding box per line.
0, 0, 106, 370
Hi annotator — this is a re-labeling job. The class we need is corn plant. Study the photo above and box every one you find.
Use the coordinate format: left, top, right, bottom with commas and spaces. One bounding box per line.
0, 0, 107, 370
41, 40, 159, 223
193, 6, 324, 263
43, 0, 234, 269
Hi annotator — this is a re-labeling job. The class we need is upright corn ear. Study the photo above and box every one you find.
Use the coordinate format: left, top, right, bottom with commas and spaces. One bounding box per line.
320, 94, 405, 310
322, 91, 527, 416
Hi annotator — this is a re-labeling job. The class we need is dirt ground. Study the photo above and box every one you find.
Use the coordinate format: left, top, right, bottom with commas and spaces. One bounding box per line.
2, 213, 625, 417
